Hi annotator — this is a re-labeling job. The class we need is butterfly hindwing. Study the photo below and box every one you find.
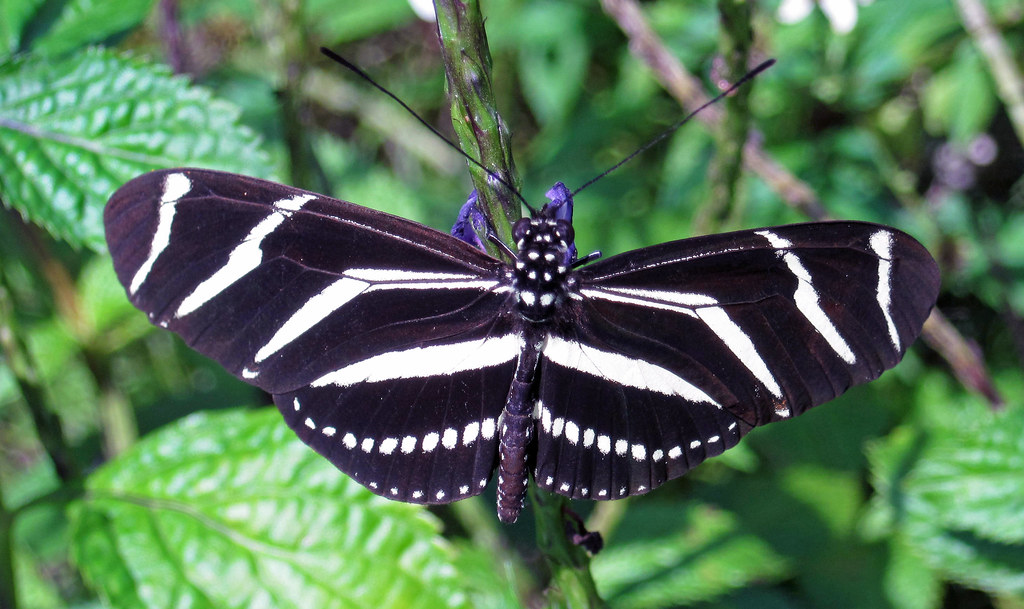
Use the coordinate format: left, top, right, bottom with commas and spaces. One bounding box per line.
276, 358, 515, 504
534, 327, 745, 500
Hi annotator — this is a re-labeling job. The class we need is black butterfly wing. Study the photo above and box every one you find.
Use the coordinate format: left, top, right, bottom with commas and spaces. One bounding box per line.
105, 168, 518, 503
535, 222, 939, 500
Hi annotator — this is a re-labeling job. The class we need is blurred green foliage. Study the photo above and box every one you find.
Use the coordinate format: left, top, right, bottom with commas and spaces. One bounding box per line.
1, 0, 1022, 608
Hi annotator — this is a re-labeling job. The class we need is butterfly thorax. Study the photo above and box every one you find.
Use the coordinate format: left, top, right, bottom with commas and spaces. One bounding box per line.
512, 216, 576, 322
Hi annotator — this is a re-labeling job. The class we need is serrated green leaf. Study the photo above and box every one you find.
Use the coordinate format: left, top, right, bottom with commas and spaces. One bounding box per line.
69, 408, 484, 609
0, 48, 272, 250
592, 502, 789, 609
902, 509, 1024, 596
866, 406, 1024, 596
908, 409, 1024, 545
68, 505, 147, 608
30, 0, 155, 56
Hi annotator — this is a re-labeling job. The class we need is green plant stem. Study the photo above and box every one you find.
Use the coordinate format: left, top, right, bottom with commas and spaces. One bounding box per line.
260, 0, 328, 192
531, 487, 607, 608
701, 0, 755, 233
433, 1, 603, 605
434, 0, 519, 256
0, 483, 14, 609
84, 348, 139, 458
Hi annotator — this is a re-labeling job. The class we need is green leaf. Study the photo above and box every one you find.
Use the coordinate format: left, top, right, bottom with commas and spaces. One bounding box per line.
512, 4, 589, 126
862, 426, 920, 541
69, 408, 484, 609
0, 0, 44, 57
883, 535, 942, 609
908, 409, 1024, 545
779, 465, 862, 537
77, 254, 140, 338
69, 506, 147, 608
703, 587, 804, 609
902, 510, 1024, 596
866, 407, 1024, 596
14, 540, 66, 609
0, 48, 271, 250
996, 213, 1024, 270
922, 44, 996, 143
851, 0, 958, 90
306, 0, 416, 44
448, 544, 522, 609
592, 502, 789, 608
30, 0, 155, 56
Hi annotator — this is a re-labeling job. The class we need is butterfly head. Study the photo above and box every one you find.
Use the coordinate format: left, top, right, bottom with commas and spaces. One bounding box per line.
512, 215, 576, 322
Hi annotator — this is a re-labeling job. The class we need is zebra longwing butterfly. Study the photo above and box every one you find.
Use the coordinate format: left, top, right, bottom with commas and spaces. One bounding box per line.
105, 168, 939, 523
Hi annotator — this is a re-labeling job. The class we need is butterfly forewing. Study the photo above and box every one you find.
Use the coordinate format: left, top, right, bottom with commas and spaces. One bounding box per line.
532, 222, 939, 500
105, 168, 519, 502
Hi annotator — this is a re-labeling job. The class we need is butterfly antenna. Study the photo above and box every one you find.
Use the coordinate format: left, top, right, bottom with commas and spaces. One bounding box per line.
572, 59, 775, 197
320, 47, 534, 214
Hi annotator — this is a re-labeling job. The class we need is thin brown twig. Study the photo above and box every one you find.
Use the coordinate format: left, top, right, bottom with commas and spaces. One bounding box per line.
158, 0, 186, 74
600, 0, 1003, 407
954, 0, 1024, 147
705, 0, 755, 231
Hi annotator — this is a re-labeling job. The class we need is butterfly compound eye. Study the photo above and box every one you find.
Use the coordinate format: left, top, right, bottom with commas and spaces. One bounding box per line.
512, 218, 532, 245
